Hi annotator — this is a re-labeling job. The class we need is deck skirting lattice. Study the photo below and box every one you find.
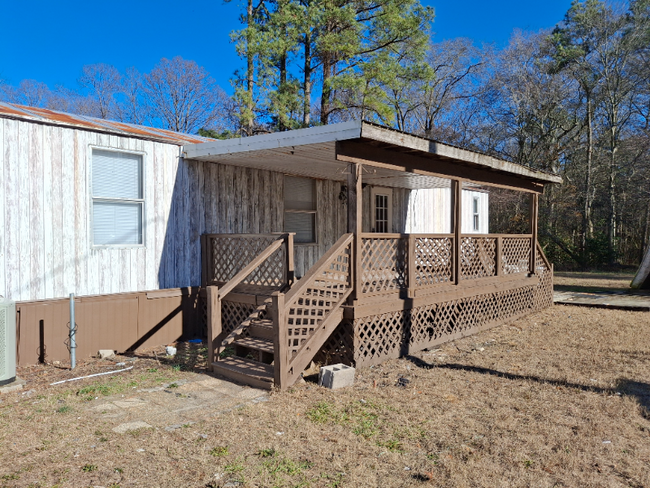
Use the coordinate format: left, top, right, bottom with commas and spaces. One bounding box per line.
316, 251, 553, 368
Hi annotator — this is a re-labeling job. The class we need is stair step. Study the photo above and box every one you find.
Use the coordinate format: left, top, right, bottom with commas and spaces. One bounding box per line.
248, 321, 274, 339
252, 318, 273, 326
234, 337, 274, 354
212, 357, 274, 390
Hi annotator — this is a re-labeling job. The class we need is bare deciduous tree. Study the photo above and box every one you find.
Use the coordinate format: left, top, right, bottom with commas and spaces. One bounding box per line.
78, 63, 122, 119
143, 56, 223, 134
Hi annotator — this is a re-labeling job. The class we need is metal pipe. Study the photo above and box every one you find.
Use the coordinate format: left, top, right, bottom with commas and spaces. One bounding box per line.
69, 293, 76, 370
50, 366, 133, 386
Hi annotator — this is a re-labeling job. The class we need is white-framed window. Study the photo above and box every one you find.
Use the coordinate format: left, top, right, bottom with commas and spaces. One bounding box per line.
472, 196, 480, 232
371, 187, 393, 233
91, 148, 144, 246
284, 175, 316, 244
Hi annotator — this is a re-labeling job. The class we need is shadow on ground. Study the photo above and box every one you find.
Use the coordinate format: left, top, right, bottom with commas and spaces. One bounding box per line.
554, 285, 650, 295
406, 355, 650, 417
129, 341, 209, 373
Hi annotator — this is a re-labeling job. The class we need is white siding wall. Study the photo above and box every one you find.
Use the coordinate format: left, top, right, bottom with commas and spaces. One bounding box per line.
0, 117, 491, 301
0, 119, 184, 301
461, 190, 489, 234
404, 188, 489, 234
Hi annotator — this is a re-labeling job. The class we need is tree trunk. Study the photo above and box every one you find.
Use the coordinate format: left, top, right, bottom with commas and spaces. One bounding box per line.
245, 0, 255, 136
278, 50, 288, 131
608, 143, 618, 262
583, 93, 595, 250
302, 32, 312, 127
320, 55, 332, 125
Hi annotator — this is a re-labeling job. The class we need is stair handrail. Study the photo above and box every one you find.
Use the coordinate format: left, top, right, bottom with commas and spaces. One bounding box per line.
274, 233, 355, 389
284, 233, 355, 307
536, 241, 552, 271
217, 235, 287, 299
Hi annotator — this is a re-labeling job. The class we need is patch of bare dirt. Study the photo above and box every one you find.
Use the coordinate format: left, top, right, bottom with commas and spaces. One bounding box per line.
2, 306, 650, 487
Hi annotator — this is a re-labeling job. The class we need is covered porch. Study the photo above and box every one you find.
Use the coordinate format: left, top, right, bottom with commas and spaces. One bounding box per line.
183, 121, 560, 390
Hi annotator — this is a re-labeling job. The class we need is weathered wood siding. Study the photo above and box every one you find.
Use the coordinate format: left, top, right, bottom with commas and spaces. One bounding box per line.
1, 118, 189, 301
0, 117, 487, 300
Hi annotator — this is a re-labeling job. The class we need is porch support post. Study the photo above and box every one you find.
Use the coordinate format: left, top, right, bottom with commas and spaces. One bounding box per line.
271, 292, 288, 390
285, 233, 295, 286
452, 179, 462, 284
529, 193, 539, 275
347, 162, 363, 301
206, 285, 221, 372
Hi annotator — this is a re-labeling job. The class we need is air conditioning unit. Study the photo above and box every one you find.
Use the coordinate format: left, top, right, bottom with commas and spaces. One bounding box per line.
0, 298, 16, 386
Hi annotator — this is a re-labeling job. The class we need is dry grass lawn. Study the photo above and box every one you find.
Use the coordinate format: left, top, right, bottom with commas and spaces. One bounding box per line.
2, 304, 650, 486
554, 271, 637, 292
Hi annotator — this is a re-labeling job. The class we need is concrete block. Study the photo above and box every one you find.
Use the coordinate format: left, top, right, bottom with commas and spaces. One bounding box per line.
98, 349, 115, 359
0, 377, 25, 395
318, 364, 355, 390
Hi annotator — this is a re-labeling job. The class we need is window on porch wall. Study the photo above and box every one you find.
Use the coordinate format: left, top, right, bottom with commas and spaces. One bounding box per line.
284, 175, 316, 244
371, 187, 393, 233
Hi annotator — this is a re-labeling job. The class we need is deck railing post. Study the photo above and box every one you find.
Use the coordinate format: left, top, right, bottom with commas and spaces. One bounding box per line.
529, 193, 539, 275
285, 233, 295, 287
407, 234, 416, 297
201, 235, 210, 286
206, 285, 221, 372
496, 236, 503, 277
271, 292, 288, 390
452, 180, 462, 284
347, 162, 363, 301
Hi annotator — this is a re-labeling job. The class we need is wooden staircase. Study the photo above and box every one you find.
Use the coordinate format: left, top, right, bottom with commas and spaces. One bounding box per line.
204, 233, 354, 390
212, 298, 276, 389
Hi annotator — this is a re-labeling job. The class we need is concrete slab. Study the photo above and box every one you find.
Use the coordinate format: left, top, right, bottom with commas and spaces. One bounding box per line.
113, 398, 149, 409
554, 291, 650, 311
84, 371, 269, 432
235, 388, 268, 400
112, 421, 152, 434
0, 377, 25, 395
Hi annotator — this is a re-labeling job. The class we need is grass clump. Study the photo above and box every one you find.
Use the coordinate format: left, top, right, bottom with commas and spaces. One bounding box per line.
224, 459, 244, 474
81, 464, 97, 473
210, 446, 229, 457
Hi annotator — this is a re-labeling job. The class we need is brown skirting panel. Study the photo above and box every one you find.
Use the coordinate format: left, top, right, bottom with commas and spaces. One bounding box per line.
16, 288, 202, 366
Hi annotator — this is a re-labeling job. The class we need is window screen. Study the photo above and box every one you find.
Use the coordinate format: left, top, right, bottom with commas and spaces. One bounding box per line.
92, 149, 144, 246
284, 176, 316, 243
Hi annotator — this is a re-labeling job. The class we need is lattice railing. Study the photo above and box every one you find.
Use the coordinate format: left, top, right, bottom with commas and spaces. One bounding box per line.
412, 235, 454, 288
272, 234, 354, 389
359, 234, 536, 297
460, 236, 496, 280
360, 235, 407, 295
347, 238, 554, 368
284, 235, 353, 361
502, 237, 532, 275
202, 234, 290, 289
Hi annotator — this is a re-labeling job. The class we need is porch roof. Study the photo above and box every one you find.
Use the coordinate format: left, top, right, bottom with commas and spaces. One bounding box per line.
182, 120, 562, 193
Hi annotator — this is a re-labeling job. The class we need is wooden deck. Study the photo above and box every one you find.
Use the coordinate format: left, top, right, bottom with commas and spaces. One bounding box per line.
200, 231, 553, 390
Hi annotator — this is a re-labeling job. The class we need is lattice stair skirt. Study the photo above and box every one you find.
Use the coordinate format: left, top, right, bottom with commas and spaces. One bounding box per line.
206, 233, 355, 391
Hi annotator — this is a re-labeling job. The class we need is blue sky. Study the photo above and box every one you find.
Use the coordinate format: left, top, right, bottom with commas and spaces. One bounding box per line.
0, 0, 573, 95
